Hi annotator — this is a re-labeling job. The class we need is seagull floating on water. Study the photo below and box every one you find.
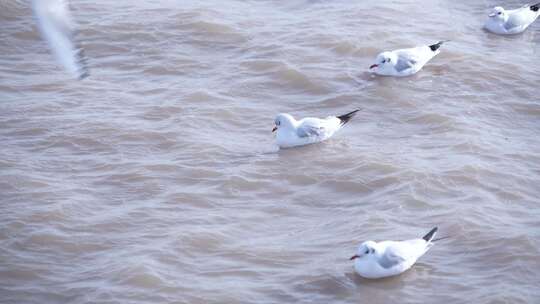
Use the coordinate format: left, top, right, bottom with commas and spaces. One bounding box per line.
369, 41, 447, 77
32, 0, 89, 79
484, 3, 540, 35
350, 227, 442, 279
272, 110, 359, 148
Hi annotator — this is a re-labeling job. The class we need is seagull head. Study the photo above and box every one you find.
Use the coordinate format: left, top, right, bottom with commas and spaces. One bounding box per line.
273, 113, 296, 132
370, 52, 397, 73
488, 7, 506, 20
350, 241, 378, 260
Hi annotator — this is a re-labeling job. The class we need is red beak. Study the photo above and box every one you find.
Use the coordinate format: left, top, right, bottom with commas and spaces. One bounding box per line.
272, 126, 277, 132
369, 64, 378, 69
350, 254, 360, 260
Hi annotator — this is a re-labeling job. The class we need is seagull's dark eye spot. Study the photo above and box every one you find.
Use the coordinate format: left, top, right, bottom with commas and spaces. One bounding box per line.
498, 12, 501, 15
365, 249, 369, 254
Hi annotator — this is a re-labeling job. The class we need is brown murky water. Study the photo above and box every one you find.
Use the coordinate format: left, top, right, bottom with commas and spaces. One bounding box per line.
1, 0, 540, 303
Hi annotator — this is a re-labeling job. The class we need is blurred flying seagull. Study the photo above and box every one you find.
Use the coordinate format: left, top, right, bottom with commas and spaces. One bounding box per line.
31, 0, 89, 79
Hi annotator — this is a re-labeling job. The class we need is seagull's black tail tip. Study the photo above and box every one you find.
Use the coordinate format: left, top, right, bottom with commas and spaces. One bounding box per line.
429, 40, 449, 52
78, 71, 90, 80
422, 227, 438, 242
531, 2, 540, 12
337, 109, 360, 126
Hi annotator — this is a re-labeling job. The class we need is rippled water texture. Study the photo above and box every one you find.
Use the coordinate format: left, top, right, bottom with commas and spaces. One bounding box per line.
1, 0, 540, 303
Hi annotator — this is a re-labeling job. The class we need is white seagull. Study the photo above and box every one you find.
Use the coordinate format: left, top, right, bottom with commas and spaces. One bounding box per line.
272, 109, 359, 148
350, 227, 441, 279
31, 0, 89, 79
369, 41, 447, 77
484, 3, 540, 35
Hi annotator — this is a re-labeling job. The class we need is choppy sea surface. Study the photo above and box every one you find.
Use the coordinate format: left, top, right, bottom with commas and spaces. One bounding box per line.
1, 0, 540, 303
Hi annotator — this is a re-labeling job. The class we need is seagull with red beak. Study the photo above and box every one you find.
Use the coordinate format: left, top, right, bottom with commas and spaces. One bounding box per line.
272, 109, 359, 148
369, 41, 447, 77
351, 227, 442, 279
484, 3, 540, 35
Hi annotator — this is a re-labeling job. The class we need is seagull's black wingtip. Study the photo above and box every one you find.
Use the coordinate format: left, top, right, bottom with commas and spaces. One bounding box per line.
531, 2, 540, 12
337, 109, 360, 126
429, 40, 449, 52
77, 71, 90, 80
422, 227, 438, 242
74, 43, 90, 80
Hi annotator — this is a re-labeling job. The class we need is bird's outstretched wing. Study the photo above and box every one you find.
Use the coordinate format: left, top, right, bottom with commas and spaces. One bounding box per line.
32, 0, 89, 79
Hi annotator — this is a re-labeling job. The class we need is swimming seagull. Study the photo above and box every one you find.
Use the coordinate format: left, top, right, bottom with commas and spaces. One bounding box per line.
272, 109, 359, 148
31, 0, 89, 80
350, 227, 442, 279
369, 41, 448, 77
484, 3, 540, 35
